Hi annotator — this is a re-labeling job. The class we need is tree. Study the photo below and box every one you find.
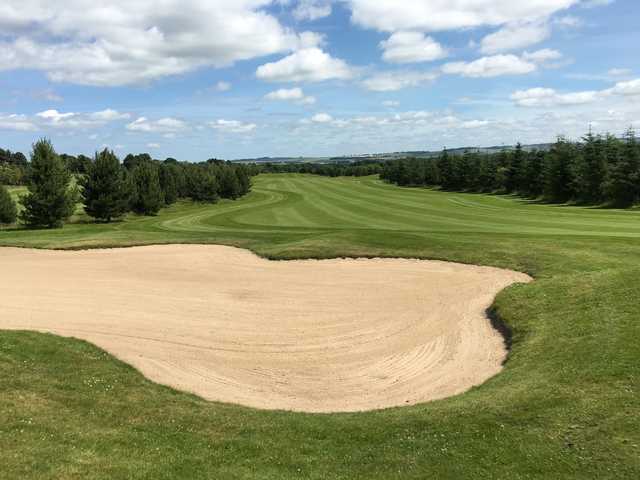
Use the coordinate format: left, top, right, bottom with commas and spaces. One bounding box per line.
544, 137, 577, 203
20, 139, 76, 228
0, 185, 17, 224
604, 128, 639, 207
217, 165, 242, 199
159, 163, 179, 205
186, 165, 219, 202
131, 161, 164, 215
573, 130, 607, 204
81, 149, 132, 222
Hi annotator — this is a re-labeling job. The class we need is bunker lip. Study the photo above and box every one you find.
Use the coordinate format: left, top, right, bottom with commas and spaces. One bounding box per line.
0, 244, 531, 413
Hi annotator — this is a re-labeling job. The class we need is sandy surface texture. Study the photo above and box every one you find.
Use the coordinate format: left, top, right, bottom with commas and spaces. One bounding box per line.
0, 245, 530, 412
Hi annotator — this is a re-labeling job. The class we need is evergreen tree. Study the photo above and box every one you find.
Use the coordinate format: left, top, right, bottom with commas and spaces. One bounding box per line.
573, 131, 607, 204
131, 161, 164, 215
187, 166, 219, 202
217, 165, 242, 199
159, 163, 178, 205
20, 139, 76, 228
437, 149, 455, 190
604, 128, 639, 207
0, 184, 17, 224
524, 151, 545, 198
544, 137, 577, 203
81, 149, 132, 222
506, 143, 526, 193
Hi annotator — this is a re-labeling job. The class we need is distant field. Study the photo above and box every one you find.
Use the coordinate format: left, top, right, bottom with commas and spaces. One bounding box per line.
1, 174, 639, 479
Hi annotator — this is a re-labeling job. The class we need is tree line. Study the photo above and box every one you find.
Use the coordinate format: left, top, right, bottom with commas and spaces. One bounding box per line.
381, 129, 640, 208
0, 139, 253, 228
253, 160, 383, 177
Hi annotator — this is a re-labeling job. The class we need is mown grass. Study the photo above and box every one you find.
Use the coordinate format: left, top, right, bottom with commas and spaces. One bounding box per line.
1, 174, 639, 479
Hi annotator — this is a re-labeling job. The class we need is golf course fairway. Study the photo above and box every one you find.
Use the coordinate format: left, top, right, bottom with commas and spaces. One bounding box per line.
1, 174, 639, 479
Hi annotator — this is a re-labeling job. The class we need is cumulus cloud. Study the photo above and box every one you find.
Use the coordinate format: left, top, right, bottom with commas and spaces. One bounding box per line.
511, 78, 640, 107
126, 117, 188, 133
35, 108, 130, 129
210, 119, 257, 133
380, 31, 447, 64
293, 0, 332, 21
362, 71, 438, 91
442, 55, 536, 78
311, 112, 333, 123
256, 47, 353, 82
511, 87, 599, 107
480, 21, 551, 54
265, 87, 316, 104
345, 0, 579, 32
0, 1, 301, 86
522, 48, 563, 64
0, 114, 37, 131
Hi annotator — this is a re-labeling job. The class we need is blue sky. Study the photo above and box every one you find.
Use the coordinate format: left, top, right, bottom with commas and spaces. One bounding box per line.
0, 0, 638, 160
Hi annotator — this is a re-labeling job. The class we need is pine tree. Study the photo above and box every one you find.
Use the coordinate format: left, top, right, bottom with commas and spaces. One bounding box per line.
574, 130, 607, 204
187, 166, 219, 202
506, 143, 525, 193
604, 128, 639, 207
81, 149, 132, 222
20, 139, 76, 228
159, 163, 178, 205
131, 161, 164, 215
544, 137, 577, 203
0, 184, 17, 224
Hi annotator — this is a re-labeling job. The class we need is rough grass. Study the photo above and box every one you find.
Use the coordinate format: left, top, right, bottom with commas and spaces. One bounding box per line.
1, 174, 639, 479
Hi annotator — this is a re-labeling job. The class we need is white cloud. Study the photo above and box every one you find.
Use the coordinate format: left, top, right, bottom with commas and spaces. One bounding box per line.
256, 47, 353, 82
554, 15, 583, 27
89, 109, 131, 121
442, 55, 536, 78
0, 114, 37, 131
382, 100, 400, 107
480, 21, 550, 54
35, 108, 130, 128
511, 87, 600, 107
146, 143, 161, 149
215, 81, 232, 92
265, 87, 316, 105
0, 1, 301, 86
461, 120, 490, 128
511, 78, 640, 107
607, 78, 640, 96
608, 68, 632, 77
210, 119, 257, 133
362, 71, 438, 91
522, 48, 563, 64
345, 0, 579, 32
126, 117, 188, 133
293, 0, 332, 21
380, 31, 447, 64
311, 112, 333, 123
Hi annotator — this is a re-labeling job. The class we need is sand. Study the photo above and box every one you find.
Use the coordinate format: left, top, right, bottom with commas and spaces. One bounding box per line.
0, 245, 530, 412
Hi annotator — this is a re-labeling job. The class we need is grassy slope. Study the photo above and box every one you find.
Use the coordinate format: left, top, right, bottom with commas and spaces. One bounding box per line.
1, 174, 639, 479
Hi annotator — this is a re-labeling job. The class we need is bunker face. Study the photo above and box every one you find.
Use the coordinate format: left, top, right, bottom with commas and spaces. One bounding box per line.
0, 245, 530, 412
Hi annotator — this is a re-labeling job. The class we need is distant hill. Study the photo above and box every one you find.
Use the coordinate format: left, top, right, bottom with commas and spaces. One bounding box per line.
233, 142, 554, 164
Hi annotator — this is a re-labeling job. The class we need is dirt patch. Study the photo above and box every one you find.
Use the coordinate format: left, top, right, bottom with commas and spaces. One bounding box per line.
0, 245, 530, 412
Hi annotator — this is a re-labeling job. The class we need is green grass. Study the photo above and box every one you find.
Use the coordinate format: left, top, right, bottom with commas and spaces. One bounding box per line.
1, 174, 639, 479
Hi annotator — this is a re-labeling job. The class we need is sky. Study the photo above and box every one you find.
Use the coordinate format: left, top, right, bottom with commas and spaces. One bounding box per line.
0, 0, 638, 160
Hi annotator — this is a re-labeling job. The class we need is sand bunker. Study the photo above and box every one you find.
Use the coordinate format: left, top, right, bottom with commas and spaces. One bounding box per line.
0, 245, 530, 412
